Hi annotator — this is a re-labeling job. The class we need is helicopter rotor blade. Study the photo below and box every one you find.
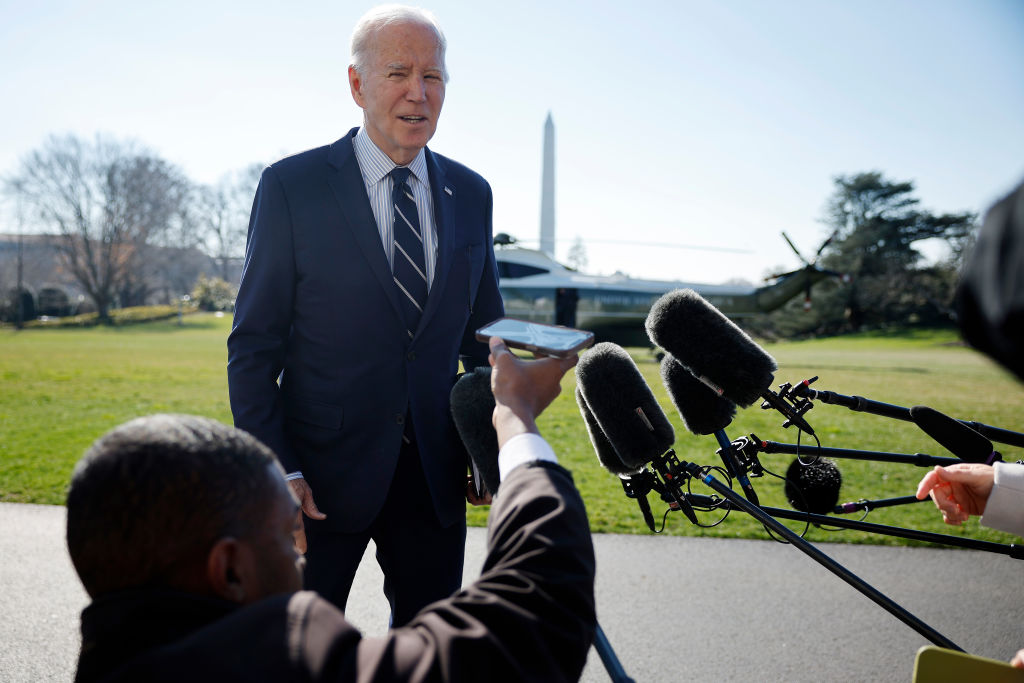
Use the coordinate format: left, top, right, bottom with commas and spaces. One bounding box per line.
814, 228, 840, 261
781, 231, 810, 266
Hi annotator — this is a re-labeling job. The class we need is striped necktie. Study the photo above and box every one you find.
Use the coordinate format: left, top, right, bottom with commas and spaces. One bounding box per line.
390, 166, 428, 336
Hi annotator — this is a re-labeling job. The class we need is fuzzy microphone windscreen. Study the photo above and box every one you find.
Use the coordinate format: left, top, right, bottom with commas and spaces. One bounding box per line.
784, 458, 842, 514
575, 342, 675, 470
449, 367, 500, 496
646, 288, 777, 407
660, 353, 737, 435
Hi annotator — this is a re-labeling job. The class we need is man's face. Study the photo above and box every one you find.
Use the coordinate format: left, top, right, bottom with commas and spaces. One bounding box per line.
240, 467, 304, 603
349, 20, 445, 166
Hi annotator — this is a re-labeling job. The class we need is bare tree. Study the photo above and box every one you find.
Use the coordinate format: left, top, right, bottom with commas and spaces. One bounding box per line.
198, 162, 263, 281
566, 235, 588, 271
4, 134, 190, 321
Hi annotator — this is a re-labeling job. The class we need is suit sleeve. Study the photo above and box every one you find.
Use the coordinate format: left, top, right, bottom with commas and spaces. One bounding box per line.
339, 461, 596, 682
460, 179, 504, 372
226, 166, 299, 471
980, 462, 1024, 538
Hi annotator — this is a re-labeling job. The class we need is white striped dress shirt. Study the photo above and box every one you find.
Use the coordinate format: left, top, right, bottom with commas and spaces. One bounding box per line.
352, 127, 438, 289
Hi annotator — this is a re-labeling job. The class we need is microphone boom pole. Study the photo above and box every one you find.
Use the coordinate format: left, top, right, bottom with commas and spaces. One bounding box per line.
792, 381, 1024, 449
681, 461, 964, 651
755, 439, 959, 468
593, 623, 636, 683
755, 506, 1024, 559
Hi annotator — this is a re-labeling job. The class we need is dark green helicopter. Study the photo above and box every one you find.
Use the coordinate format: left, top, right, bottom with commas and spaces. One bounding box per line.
493, 231, 843, 346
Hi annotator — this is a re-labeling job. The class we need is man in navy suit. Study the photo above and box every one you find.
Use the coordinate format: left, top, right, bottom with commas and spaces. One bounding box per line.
227, 5, 503, 627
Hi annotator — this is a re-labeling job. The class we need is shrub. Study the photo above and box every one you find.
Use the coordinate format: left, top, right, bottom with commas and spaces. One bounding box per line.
191, 275, 236, 312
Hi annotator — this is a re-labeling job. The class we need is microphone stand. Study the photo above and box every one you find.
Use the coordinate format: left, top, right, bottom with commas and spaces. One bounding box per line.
752, 506, 1024, 559
726, 438, 1023, 556
593, 623, 636, 683
753, 438, 959, 468
620, 473, 659, 532
678, 461, 964, 651
712, 430, 760, 504
649, 449, 700, 524
791, 378, 1024, 449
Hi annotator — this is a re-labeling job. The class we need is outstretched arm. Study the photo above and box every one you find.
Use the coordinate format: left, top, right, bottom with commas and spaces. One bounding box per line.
342, 337, 595, 681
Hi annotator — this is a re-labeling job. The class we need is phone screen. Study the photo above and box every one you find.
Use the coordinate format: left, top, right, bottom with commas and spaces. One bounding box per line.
476, 318, 594, 357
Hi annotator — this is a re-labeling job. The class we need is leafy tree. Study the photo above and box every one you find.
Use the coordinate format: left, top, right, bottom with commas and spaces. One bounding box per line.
814, 172, 975, 332
566, 236, 588, 271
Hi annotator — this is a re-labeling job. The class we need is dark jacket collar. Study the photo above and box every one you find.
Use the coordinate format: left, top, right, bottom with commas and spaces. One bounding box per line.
76, 588, 236, 683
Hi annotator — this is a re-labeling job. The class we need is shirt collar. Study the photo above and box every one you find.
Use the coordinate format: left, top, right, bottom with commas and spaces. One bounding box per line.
353, 127, 428, 186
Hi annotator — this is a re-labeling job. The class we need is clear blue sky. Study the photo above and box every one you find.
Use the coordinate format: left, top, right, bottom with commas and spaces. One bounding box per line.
1, 0, 1022, 284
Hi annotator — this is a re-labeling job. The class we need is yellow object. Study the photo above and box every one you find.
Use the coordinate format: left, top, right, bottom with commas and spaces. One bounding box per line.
913, 646, 1024, 682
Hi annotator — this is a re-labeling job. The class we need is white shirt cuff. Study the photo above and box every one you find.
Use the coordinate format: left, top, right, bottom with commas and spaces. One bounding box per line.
285, 471, 304, 481
498, 433, 558, 482
981, 462, 1024, 538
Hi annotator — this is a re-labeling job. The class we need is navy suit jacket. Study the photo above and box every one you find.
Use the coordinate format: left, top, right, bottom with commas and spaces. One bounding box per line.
227, 128, 504, 531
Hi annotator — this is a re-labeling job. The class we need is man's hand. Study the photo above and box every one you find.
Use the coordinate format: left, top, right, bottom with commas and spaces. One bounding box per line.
915, 463, 995, 526
289, 478, 327, 554
488, 336, 578, 448
465, 473, 493, 506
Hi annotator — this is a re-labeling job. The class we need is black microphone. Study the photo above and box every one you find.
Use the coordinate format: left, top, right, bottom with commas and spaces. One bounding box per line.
576, 385, 659, 531
834, 495, 926, 514
576, 385, 635, 475
659, 353, 736, 435
646, 288, 776, 406
909, 405, 1001, 464
660, 354, 759, 504
575, 343, 675, 470
646, 288, 815, 435
576, 343, 699, 523
449, 367, 501, 496
784, 458, 842, 515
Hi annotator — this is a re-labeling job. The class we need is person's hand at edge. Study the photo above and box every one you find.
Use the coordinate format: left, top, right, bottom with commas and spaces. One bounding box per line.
914, 463, 994, 526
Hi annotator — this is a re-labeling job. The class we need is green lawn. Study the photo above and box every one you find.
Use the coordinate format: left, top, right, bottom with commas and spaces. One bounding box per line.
2, 314, 1021, 549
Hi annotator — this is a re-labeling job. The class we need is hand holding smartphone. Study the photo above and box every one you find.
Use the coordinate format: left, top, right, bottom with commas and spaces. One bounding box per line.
475, 318, 594, 358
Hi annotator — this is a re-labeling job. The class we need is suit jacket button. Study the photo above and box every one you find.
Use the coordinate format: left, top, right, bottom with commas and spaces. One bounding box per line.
396, 414, 405, 425
407, 351, 416, 361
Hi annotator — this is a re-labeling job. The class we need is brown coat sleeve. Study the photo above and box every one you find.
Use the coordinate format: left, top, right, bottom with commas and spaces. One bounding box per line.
309, 461, 596, 683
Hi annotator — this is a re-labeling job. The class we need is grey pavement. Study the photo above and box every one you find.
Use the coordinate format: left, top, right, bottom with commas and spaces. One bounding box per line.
1, 501, 1021, 682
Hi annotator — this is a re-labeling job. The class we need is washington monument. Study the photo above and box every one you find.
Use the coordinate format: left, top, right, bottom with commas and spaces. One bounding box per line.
540, 112, 556, 257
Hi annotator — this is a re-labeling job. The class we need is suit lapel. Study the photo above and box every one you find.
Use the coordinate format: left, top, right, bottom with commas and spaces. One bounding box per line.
325, 130, 407, 326
420, 148, 455, 333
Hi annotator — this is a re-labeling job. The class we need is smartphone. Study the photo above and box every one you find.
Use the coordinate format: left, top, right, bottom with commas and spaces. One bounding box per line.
476, 318, 595, 358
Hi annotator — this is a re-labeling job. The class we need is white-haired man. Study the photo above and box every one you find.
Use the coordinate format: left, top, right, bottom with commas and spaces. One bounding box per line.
228, 5, 504, 626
